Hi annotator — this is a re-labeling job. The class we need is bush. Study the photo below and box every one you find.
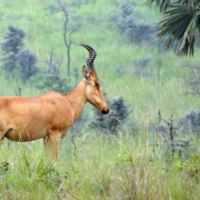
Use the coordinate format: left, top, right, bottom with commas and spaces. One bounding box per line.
150, 110, 199, 158
16, 48, 39, 82
90, 96, 132, 134
114, 2, 155, 44
1, 26, 39, 82
179, 109, 200, 134
1, 26, 25, 76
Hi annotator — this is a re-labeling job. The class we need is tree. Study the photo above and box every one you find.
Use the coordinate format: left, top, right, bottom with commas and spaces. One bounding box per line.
45, 0, 80, 76
145, 0, 200, 56
1, 26, 39, 83
1, 26, 25, 76
16, 48, 39, 82
45, 0, 81, 76
90, 96, 132, 134
36, 50, 72, 93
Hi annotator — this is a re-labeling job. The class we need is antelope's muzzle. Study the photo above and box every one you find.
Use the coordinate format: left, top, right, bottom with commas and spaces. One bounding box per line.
101, 108, 109, 114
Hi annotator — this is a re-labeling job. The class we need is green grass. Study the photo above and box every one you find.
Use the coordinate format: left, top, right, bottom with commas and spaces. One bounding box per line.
1, 132, 200, 199
0, 0, 200, 199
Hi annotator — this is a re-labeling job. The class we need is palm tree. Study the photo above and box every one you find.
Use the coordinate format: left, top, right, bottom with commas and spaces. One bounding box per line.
145, 0, 200, 56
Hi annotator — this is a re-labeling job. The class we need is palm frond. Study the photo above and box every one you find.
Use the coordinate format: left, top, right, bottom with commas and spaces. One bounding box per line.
145, 0, 172, 13
145, 0, 200, 55
145, 0, 195, 13
157, 4, 200, 55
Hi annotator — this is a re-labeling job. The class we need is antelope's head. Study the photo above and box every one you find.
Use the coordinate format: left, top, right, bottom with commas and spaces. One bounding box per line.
80, 44, 109, 114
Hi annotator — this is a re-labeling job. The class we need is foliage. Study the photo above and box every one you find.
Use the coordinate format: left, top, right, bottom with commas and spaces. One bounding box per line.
151, 123, 168, 135
150, 110, 200, 158
145, 0, 200, 56
36, 52, 72, 93
179, 109, 200, 134
1, 26, 39, 83
151, 109, 200, 136
90, 96, 132, 134
111, 149, 154, 199
1, 26, 25, 76
37, 75, 72, 93
0, 160, 9, 175
70, 0, 97, 7
36, 164, 64, 189
15, 48, 39, 82
114, 2, 155, 44
134, 56, 152, 76
0, 0, 200, 198
1, 130, 200, 199
183, 61, 200, 96
174, 153, 200, 182
52, 0, 81, 76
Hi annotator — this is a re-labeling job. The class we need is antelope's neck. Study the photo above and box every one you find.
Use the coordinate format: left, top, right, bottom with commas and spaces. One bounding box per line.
64, 79, 87, 122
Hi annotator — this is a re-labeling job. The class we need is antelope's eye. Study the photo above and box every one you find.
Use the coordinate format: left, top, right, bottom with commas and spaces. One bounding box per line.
95, 83, 99, 87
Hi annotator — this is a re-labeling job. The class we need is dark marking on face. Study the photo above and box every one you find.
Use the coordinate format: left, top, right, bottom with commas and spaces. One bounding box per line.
94, 80, 100, 90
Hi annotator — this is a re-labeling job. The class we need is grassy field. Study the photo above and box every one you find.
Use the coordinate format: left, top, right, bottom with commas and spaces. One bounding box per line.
1, 132, 200, 199
0, 0, 200, 199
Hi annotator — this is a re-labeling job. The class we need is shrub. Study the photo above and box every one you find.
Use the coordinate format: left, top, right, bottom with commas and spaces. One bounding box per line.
1, 26, 39, 83
90, 96, 132, 134
179, 109, 200, 134
150, 110, 199, 158
1, 26, 25, 76
114, 2, 155, 44
15, 48, 39, 82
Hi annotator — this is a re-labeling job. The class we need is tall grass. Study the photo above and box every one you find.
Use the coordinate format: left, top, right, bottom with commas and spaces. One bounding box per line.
0, 131, 200, 199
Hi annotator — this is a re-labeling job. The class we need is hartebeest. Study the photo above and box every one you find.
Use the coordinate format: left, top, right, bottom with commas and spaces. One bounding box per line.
0, 44, 109, 160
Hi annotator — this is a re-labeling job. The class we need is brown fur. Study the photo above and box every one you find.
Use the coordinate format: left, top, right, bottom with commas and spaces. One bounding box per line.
0, 69, 109, 161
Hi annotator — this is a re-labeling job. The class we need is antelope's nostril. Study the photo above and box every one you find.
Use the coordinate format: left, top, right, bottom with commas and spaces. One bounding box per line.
101, 108, 109, 114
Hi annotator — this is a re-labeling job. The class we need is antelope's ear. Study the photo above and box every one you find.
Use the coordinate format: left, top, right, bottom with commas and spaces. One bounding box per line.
82, 65, 90, 79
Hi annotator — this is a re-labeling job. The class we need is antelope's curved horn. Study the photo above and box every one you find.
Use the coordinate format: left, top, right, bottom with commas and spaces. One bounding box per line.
80, 43, 97, 72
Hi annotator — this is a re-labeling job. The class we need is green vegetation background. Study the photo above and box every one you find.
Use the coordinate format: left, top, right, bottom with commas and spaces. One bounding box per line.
0, 0, 200, 199
0, 0, 199, 119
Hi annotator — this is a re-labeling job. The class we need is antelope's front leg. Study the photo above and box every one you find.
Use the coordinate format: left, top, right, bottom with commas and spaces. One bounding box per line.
49, 131, 61, 162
